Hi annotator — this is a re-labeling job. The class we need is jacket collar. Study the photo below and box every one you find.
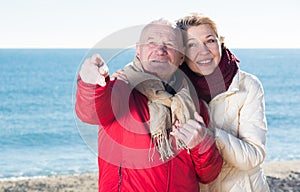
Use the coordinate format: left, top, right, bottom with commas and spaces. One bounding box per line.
209, 70, 240, 102
227, 69, 240, 93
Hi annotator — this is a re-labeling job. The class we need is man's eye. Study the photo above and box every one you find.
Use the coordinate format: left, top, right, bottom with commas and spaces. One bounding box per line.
145, 41, 157, 47
165, 43, 175, 48
187, 43, 197, 48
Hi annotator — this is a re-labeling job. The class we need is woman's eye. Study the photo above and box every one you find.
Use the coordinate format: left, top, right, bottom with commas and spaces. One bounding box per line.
207, 39, 216, 43
207, 39, 214, 43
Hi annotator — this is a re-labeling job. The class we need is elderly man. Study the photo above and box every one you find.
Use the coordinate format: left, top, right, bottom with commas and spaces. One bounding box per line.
75, 19, 222, 192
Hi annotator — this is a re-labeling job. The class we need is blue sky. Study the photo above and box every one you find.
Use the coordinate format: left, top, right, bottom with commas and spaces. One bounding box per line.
1, 0, 299, 48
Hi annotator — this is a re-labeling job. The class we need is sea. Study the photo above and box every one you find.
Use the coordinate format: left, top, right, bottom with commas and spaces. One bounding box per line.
0, 48, 299, 180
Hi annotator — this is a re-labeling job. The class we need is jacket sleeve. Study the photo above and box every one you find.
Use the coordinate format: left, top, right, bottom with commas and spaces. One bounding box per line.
190, 136, 223, 184
75, 75, 115, 126
215, 76, 267, 171
190, 100, 223, 184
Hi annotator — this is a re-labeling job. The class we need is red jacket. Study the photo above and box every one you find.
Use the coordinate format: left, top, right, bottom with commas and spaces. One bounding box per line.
75, 76, 223, 192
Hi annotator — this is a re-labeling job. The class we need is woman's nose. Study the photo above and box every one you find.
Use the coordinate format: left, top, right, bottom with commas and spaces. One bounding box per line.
198, 43, 210, 54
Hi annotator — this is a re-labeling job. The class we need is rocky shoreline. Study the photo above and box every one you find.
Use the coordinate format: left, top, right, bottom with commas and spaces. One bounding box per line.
1, 161, 300, 192
267, 172, 300, 192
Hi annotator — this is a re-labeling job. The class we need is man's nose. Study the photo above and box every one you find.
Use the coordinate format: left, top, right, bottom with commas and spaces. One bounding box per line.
155, 44, 168, 55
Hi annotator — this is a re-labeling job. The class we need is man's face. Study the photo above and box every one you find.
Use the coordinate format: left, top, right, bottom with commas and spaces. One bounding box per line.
136, 24, 184, 81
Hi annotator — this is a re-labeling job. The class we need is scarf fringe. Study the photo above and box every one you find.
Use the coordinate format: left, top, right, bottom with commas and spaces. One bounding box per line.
175, 138, 187, 150
152, 132, 174, 161
152, 132, 188, 161
124, 57, 196, 162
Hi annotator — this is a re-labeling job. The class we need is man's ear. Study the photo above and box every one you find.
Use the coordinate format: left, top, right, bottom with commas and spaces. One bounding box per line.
179, 47, 185, 65
180, 54, 185, 65
136, 43, 140, 57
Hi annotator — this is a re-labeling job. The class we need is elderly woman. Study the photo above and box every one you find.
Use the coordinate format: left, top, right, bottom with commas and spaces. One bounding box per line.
176, 13, 270, 192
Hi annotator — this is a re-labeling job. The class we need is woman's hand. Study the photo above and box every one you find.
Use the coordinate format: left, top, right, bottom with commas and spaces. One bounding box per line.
171, 112, 208, 149
111, 69, 129, 84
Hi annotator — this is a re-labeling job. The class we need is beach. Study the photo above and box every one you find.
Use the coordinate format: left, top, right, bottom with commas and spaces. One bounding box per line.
262, 161, 300, 191
0, 173, 98, 192
1, 161, 299, 192
1, 49, 300, 191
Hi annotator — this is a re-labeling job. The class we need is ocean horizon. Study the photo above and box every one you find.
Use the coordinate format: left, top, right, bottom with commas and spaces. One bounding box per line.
0, 48, 299, 180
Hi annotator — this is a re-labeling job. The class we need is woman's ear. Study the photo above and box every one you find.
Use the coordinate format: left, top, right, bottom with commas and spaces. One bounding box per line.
220, 36, 226, 49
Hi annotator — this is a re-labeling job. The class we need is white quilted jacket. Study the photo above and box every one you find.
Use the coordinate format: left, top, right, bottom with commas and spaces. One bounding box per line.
200, 70, 270, 192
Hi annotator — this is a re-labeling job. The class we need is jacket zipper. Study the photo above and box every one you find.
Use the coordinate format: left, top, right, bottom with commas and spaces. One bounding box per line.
118, 163, 122, 192
166, 161, 171, 191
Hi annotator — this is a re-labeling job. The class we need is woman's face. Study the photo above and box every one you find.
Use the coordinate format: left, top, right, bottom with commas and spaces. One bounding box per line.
185, 24, 222, 76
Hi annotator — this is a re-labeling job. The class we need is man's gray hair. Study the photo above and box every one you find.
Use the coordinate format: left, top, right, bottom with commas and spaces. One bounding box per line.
139, 18, 183, 43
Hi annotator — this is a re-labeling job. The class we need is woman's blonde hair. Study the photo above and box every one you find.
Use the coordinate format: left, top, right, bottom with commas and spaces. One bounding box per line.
176, 13, 225, 47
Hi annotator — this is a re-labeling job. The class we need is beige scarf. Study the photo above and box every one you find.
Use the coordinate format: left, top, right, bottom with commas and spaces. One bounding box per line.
123, 57, 196, 161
